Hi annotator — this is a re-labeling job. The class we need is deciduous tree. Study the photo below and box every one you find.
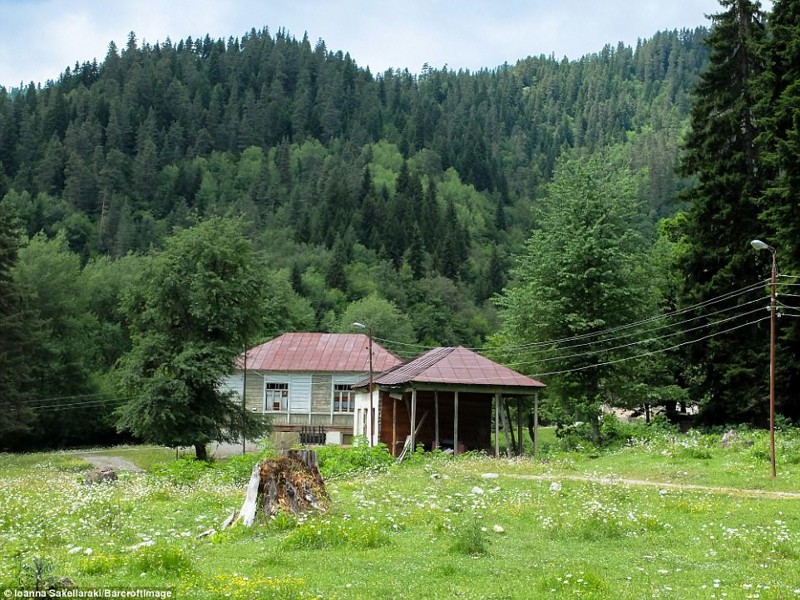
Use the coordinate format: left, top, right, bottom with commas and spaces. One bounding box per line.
117, 217, 269, 458
496, 153, 656, 437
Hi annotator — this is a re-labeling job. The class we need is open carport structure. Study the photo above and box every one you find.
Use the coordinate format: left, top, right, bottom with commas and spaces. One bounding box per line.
353, 346, 545, 457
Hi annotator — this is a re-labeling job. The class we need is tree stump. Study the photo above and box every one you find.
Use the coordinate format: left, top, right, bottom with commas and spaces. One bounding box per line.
226, 450, 329, 528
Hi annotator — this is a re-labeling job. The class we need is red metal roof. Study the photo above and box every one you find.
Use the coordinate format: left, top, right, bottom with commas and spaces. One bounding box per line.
372, 346, 545, 389
238, 333, 402, 373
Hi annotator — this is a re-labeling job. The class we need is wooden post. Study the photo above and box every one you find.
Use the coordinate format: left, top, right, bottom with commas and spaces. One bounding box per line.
500, 397, 512, 457
534, 392, 539, 459
505, 400, 516, 454
453, 390, 459, 455
517, 397, 524, 456
392, 398, 397, 457
410, 388, 417, 453
434, 391, 440, 450
494, 393, 500, 458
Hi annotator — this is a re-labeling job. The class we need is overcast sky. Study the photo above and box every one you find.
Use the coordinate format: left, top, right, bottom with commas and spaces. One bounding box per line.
1, 0, 733, 90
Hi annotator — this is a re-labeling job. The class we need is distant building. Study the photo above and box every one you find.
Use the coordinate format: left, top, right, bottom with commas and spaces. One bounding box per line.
224, 333, 401, 443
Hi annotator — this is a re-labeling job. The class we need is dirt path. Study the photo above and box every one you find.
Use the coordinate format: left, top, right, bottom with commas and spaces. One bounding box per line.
77, 453, 143, 472
506, 472, 800, 500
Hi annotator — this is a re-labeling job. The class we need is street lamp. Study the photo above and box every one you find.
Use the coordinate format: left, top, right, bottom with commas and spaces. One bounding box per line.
353, 322, 375, 446
751, 239, 777, 478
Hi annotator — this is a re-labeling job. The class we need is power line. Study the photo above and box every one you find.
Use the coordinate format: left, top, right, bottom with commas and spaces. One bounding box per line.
506, 305, 766, 368
17, 396, 131, 412
528, 315, 770, 379
373, 279, 767, 356
503, 295, 766, 360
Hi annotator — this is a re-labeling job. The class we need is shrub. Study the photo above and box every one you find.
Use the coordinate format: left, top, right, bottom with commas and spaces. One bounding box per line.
316, 437, 394, 478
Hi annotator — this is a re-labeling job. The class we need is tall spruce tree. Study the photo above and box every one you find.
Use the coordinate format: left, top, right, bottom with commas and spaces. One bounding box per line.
0, 201, 33, 447
758, 0, 800, 422
678, 0, 770, 424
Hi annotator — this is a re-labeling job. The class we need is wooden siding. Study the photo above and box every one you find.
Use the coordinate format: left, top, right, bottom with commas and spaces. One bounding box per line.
311, 374, 333, 412
243, 373, 264, 412
234, 370, 357, 430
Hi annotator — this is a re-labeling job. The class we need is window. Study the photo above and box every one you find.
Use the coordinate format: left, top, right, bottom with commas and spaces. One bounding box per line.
265, 382, 288, 411
333, 384, 354, 413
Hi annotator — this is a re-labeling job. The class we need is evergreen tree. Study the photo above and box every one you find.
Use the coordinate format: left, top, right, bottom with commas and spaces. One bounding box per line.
678, 0, 769, 424
0, 201, 34, 447
758, 0, 800, 422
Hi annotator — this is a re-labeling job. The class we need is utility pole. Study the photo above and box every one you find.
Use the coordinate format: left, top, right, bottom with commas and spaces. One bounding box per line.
242, 342, 248, 456
751, 239, 777, 478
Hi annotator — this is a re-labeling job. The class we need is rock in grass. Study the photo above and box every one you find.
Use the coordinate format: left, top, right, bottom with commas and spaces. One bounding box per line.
549, 482, 562, 493
83, 467, 117, 484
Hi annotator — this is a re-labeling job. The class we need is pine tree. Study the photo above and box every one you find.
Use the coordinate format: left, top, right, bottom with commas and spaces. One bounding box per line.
758, 0, 800, 422
0, 201, 34, 447
678, 0, 769, 424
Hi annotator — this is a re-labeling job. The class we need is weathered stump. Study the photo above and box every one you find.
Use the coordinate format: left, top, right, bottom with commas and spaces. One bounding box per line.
226, 450, 329, 528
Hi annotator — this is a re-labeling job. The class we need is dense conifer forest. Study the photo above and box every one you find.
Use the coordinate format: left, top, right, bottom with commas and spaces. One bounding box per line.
3, 0, 799, 449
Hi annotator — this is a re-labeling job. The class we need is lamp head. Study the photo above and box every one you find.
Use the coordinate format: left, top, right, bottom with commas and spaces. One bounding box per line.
352, 322, 366, 329
751, 239, 771, 251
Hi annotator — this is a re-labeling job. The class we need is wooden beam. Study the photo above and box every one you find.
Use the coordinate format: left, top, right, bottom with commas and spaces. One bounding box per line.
453, 390, 459, 455
505, 400, 516, 454
517, 397, 524, 456
434, 391, 440, 450
494, 393, 500, 458
410, 388, 417, 453
392, 398, 397, 457
500, 397, 512, 457
534, 392, 539, 459
413, 410, 429, 438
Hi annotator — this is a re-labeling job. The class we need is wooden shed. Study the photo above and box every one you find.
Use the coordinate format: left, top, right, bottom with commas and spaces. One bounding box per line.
353, 347, 545, 457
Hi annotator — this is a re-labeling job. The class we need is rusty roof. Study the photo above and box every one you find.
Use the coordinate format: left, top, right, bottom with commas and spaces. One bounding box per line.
238, 333, 401, 373
371, 346, 545, 389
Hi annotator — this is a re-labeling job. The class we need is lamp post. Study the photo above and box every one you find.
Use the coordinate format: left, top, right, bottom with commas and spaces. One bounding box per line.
751, 239, 777, 479
353, 322, 374, 446
242, 341, 248, 456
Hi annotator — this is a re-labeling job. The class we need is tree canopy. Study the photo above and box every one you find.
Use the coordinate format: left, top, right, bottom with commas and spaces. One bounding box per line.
116, 217, 270, 458
495, 152, 657, 433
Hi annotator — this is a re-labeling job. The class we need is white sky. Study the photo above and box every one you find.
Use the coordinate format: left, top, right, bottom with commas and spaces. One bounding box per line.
1, 0, 732, 89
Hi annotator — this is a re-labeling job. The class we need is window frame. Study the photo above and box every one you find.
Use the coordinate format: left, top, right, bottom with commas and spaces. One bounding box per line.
332, 383, 355, 413
264, 382, 289, 412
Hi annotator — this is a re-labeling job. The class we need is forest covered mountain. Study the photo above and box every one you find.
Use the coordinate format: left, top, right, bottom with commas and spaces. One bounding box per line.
0, 26, 709, 325
11, 16, 787, 449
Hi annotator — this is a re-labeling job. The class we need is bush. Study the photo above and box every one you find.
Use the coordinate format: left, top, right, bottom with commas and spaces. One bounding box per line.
316, 437, 394, 478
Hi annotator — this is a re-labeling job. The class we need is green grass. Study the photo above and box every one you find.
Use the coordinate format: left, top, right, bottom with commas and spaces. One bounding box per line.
87, 445, 183, 470
1, 430, 799, 598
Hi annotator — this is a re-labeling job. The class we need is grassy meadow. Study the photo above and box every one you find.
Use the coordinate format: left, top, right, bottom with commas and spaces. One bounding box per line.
1, 426, 800, 599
